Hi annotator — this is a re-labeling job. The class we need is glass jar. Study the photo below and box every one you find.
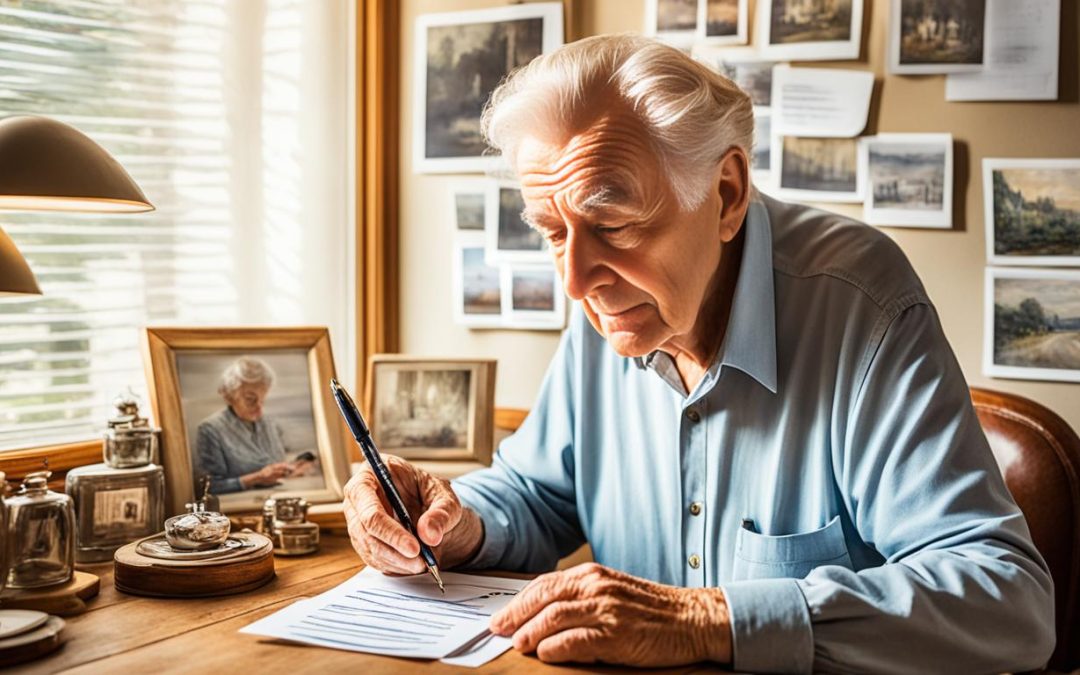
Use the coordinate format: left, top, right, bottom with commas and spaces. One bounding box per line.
65, 463, 165, 563
6, 471, 75, 589
103, 393, 159, 469
262, 496, 319, 555
164, 503, 230, 551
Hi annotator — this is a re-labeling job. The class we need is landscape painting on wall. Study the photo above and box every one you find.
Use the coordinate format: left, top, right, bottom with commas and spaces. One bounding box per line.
775, 135, 862, 203
890, 0, 986, 74
758, 0, 862, 60
985, 268, 1080, 383
861, 133, 953, 228
985, 159, 1080, 267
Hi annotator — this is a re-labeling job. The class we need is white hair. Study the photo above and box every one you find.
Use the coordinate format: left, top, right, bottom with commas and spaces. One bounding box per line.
218, 356, 275, 397
481, 34, 754, 212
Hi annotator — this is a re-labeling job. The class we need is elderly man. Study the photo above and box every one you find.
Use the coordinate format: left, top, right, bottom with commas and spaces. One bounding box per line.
345, 35, 1054, 672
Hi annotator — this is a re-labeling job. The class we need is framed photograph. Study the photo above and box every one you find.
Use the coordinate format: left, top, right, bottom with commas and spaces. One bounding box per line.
861, 133, 953, 228
984, 158, 1080, 267
752, 107, 773, 184
485, 181, 548, 264
698, 0, 748, 45
774, 135, 863, 203
984, 267, 1080, 383
646, 0, 699, 48
889, 0, 987, 74
757, 0, 863, 61
503, 264, 567, 330
141, 327, 351, 516
413, 3, 563, 173
450, 180, 488, 231
453, 233, 504, 329
364, 355, 496, 464
714, 57, 774, 107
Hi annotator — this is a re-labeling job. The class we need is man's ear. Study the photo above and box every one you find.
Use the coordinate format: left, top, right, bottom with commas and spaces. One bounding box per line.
715, 146, 751, 243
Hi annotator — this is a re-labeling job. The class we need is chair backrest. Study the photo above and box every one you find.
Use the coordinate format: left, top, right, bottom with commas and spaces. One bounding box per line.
971, 387, 1080, 671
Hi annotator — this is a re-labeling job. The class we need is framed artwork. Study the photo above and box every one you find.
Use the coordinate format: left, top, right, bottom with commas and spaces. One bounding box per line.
984, 267, 1080, 383
450, 180, 488, 231
757, 0, 863, 61
698, 0, 748, 46
773, 135, 863, 203
889, 0, 987, 74
141, 327, 351, 516
646, 0, 699, 48
504, 264, 567, 330
984, 158, 1080, 267
712, 55, 774, 107
364, 355, 496, 465
413, 3, 564, 173
861, 133, 953, 228
453, 233, 504, 329
485, 181, 548, 264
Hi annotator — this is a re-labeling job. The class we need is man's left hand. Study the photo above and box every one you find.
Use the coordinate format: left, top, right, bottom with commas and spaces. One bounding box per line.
489, 562, 732, 667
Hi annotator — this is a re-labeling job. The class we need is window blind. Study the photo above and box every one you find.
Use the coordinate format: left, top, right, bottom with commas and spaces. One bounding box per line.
0, 0, 352, 450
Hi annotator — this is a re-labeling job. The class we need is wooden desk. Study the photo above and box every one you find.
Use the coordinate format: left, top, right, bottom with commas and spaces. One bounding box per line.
16, 534, 720, 674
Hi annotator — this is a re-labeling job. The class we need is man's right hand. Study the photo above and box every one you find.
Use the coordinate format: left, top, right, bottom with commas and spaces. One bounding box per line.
344, 454, 484, 575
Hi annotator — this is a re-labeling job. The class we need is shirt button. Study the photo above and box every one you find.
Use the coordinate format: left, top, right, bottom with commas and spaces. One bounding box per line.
688, 554, 701, 569
686, 408, 701, 423
689, 501, 703, 516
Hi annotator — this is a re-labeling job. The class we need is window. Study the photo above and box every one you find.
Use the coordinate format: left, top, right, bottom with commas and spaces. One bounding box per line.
0, 0, 354, 450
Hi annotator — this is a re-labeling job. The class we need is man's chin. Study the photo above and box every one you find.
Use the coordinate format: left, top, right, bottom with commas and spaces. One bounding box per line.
582, 303, 661, 357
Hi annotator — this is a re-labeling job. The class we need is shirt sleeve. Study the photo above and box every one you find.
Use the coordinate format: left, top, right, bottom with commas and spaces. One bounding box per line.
196, 422, 244, 494
725, 302, 1056, 673
451, 325, 586, 573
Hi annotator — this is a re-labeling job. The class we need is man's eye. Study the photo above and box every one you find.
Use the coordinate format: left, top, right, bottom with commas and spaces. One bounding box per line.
596, 224, 628, 235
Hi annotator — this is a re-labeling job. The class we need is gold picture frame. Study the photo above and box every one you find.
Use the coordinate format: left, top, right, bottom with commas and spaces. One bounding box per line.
141, 326, 351, 516
364, 355, 496, 467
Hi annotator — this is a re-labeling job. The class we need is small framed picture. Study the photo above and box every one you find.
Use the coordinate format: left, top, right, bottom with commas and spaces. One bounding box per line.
364, 355, 496, 464
414, 3, 564, 173
984, 158, 1080, 267
861, 133, 953, 228
752, 107, 772, 184
450, 180, 488, 231
984, 267, 1080, 383
889, 0, 987, 74
698, 0, 748, 46
757, 0, 863, 61
774, 135, 863, 203
453, 233, 503, 328
646, 0, 699, 48
142, 327, 352, 515
485, 181, 548, 264
503, 264, 566, 330
713, 56, 774, 107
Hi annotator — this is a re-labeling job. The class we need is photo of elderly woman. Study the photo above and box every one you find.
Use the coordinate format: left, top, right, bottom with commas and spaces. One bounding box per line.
175, 351, 326, 496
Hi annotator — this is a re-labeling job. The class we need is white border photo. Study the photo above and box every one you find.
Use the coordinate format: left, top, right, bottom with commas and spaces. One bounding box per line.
413, 3, 563, 174
502, 264, 566, 330
984, 158, 1080, 267
450, 179, 490, 231
453, 233, 503, 329
773, 135, 864, 203
485, 180, 549, 265
697, 0, 748, 46
888, 0, 988, 75
861, 133, 953, 228
646, 0, 699, 48
984, 267, 1080, 383
757, 0, 863, 61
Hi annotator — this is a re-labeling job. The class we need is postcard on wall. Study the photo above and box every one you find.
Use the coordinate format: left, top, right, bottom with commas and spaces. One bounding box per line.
756, 0, 863, 62
485, 181, 548, 265
773, 135, 863, 203
946, 0, 1059, 102
984, 267, 1080, 384
502, 264, 566, 330
752, 107, 772, 184
453, 233, 503, 329
699, 49, 776, 107
414, 3, 563, 173
646, 0, 699, 48
984, 159, 1080, 267
771, 65, 873, 138
860, 133, 953, 229
889, 0, 988, 75
697, 0, 748, 46
450, 179, 489, 231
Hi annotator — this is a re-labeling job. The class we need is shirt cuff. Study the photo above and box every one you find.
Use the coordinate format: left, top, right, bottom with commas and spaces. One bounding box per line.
721, 578, 814, 673
450, 481, 511, 570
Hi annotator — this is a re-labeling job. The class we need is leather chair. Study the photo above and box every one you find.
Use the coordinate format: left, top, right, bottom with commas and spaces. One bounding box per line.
971, 387, 1080, 671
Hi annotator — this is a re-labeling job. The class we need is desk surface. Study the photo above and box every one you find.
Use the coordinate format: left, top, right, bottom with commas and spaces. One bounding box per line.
17, 534, 722, 674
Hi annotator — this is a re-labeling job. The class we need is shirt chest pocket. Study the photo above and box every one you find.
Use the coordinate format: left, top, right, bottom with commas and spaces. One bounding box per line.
732, 515, 853, 581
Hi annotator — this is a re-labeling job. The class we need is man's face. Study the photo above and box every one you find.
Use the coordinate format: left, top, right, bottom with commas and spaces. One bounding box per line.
227, 382, 270, 422
516, 109, 728, 358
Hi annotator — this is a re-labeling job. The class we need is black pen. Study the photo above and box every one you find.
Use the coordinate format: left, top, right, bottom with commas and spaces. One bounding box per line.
330, 378, 445, 593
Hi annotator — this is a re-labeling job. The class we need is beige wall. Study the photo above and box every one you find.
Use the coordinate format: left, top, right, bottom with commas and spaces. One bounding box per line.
399, 0, 1080, 433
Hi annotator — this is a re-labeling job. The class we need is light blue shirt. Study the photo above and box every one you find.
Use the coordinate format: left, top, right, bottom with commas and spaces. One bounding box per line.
452, 194, 1055, 673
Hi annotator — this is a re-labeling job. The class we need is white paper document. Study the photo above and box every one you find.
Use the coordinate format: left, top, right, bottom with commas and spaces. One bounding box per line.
240, 567, 529, 667
946, 0, 1060, 102
771, 65, 874, 138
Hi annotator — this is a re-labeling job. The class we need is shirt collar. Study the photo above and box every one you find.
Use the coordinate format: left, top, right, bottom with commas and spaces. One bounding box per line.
634, 197, 777, 395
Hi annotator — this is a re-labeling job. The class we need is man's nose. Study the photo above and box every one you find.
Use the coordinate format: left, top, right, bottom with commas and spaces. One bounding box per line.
560, 227, 596, 301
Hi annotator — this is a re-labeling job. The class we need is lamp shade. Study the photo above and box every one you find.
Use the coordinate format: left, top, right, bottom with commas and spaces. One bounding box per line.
0, 115, 154, 213
0, 225, 39, 295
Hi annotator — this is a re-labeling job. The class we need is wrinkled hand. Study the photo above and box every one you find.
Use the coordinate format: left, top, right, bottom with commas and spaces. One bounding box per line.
289, 459, 315, 477
490, 562, 732, 667
343, 454, 483, 575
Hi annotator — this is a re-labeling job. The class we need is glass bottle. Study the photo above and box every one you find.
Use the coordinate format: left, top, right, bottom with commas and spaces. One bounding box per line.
103, 392, 159, 468
262, 496, 319, 555
7, 471, 75, 589
65, 463, 165, 563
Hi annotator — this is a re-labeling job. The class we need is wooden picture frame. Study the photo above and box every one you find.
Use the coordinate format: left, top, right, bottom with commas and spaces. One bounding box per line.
364, 355, 496, 466
142, 327, 351, 517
